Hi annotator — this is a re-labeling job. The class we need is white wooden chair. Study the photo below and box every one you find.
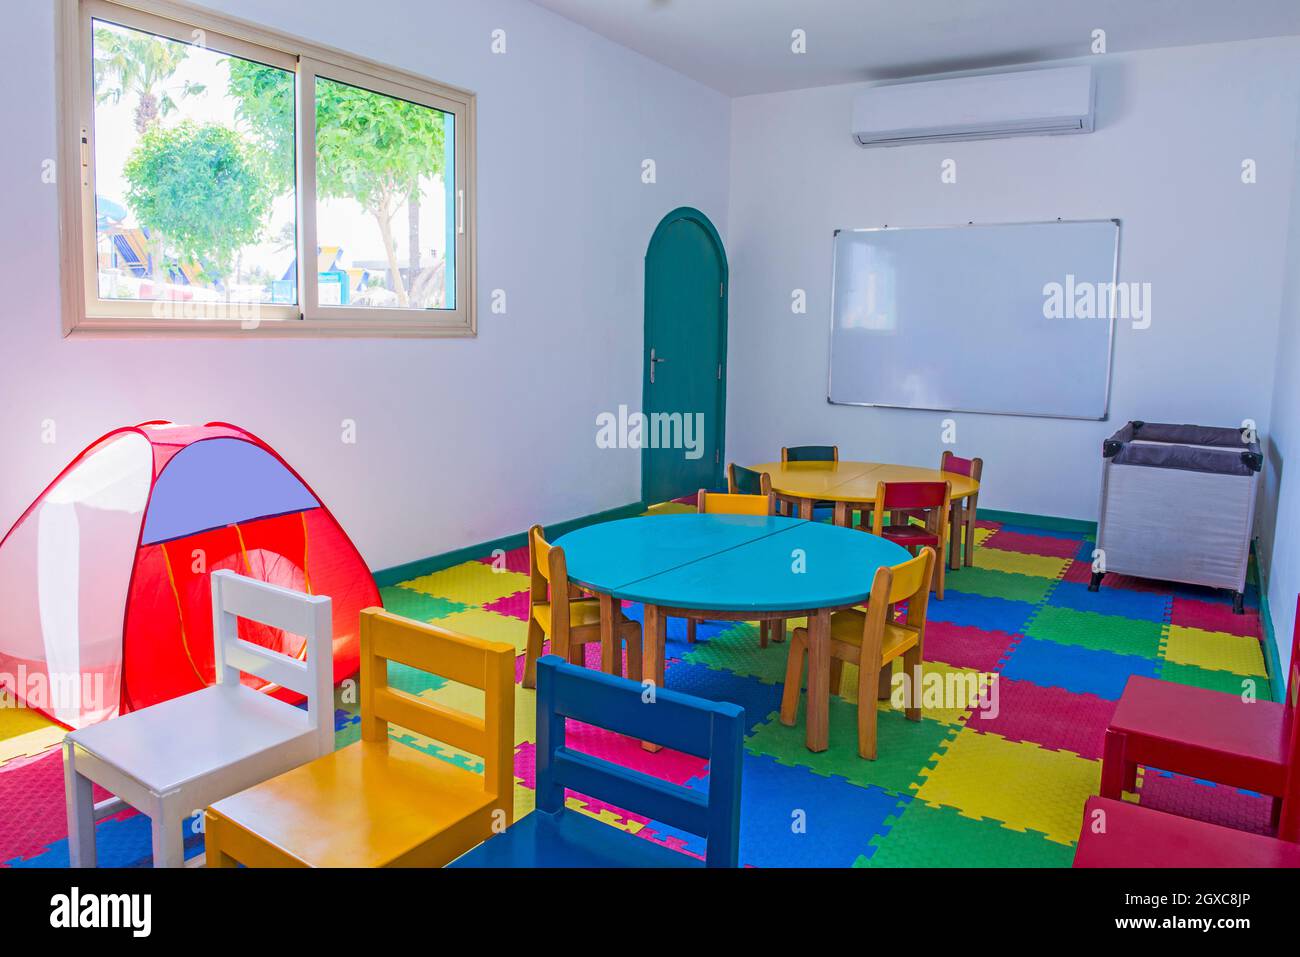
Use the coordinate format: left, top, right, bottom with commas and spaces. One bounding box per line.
63, 570, 335, 867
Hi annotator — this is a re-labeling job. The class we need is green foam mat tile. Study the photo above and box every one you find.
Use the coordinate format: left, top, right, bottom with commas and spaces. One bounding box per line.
855, 800, 1076, 868
1026, 605, 1163, 659
946, 567, 1056, 605
1158, 660, 1271, 701
380, 586, 470, 622
745, 698, 957, 796
682, 622, 791, 685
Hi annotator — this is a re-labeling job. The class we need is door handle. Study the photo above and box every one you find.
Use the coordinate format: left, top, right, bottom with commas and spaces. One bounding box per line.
650, 347, 667, 384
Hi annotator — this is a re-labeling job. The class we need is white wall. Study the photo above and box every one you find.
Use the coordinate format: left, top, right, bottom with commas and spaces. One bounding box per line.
724, 40, 1300, 521
1261, 86, 1300, 680
0, 0, 730, 570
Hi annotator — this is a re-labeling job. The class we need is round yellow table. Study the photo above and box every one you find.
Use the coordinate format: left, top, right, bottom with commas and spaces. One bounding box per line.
750, 460, 982, 569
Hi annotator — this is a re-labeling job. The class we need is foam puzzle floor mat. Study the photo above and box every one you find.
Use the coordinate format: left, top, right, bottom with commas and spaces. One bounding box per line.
0, 510, 1275, 867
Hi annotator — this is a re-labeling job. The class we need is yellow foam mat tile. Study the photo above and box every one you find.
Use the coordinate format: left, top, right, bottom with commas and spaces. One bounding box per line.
401, 561, 530, 605
973, 548, 1070, 580
1163, 625, 1268, 676
433, 608, 529, 655
0, 726, 66, 768
973, 527, 997, 547
912, 727, 1100, 845
418, 678, 537, 747
835, 658, 994, 726
514, 777, 535, 820
0, 702, 60, 742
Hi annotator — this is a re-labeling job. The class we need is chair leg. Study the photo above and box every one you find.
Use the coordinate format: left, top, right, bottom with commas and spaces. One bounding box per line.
779, 632, 807, 726
857, 673, 880, 760
522, 618, 545, 689
687, 618, 697, 645
877, 664, 893, 701
771, 618, 786, 643
1100, 730, 1128, 799
934, 548, 946, 600
829, 657, 844, 696
902, 646, 922, 721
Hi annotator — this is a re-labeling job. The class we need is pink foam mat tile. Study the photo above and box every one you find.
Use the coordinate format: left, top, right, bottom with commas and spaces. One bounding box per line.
923, 621, 1020, 673
0, 748, 116, 864
1170, 597, 1262, 639
484, 590, 531, 621
513, 743, 653, 829
477, 545, 531, 575
1060, 560, 1096, 585
981, 530, 1081, 560
962, 677, 1115, 760
1137, 770, 1274, 835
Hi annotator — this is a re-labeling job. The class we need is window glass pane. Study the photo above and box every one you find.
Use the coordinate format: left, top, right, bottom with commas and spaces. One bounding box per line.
315, 77, 455, 311
91, 18, 297, 312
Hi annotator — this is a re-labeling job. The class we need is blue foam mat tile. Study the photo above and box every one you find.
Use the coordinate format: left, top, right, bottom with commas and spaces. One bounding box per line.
925, 591, 1038, 635
622, 603, 731, 653
1047, 580, 1171, 623
656, 753, 909, 868
662, 660, 784, 733
1000, 636, 1158, 700
6, 810, 206, 868
996, 524, 1086, 543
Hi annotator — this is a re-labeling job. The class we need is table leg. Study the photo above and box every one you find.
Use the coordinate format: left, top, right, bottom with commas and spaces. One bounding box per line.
599, 592, 619, 676
833, 500, 848, 527
949, 501, 962, 571
641, 604, 667, 753
805, 608, 832, 752
64, 742, 97, 868
799, 498, 813, 520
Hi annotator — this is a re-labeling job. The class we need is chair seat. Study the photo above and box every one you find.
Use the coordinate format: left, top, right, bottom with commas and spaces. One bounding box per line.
795, 609, 918, 665
1073, 797, 1300, 868
532, 599, 635, 636
450, 807, 704, 868
207, 739, 499, 867
1111, 676, 1290, 787
879, 525, 940, 547
66, 684, 313, 794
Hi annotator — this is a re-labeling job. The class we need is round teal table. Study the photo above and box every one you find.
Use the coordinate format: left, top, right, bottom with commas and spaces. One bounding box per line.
554, 514, 909, 752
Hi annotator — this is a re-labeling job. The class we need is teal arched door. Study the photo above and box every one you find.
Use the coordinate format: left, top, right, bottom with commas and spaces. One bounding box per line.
642, 207, 728, 504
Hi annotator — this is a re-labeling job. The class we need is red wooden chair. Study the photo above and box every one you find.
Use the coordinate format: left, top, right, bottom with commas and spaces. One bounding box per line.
941, 451, 982, 569
1076, 612, 1300, 867
1099, 596, 1300, 825
869, 480, 950, 599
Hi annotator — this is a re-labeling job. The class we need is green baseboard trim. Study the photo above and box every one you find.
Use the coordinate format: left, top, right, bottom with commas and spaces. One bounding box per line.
976, 508, 1098, 536
1252, 538, 1286, 703
372, 501, 647, 588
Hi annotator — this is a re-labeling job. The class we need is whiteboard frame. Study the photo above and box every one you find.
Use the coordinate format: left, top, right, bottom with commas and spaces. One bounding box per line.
826, 217, 1121, 420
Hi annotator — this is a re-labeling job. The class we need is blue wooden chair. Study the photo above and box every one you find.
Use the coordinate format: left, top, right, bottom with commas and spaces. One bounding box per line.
450, 655, 745, 867
781, 445, 839, 522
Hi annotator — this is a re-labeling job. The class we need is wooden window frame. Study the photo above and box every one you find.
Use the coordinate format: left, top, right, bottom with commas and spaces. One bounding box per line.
56, 0, 477, 338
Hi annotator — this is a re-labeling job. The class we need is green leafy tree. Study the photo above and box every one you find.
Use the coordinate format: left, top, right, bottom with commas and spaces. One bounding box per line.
123, 121, 272, 283
227, 61, 445, 306
93, 24, 204, 134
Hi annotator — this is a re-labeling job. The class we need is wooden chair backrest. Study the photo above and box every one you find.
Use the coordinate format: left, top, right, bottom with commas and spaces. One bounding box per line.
871, 482, 952, 536
727, 463, 772, 496
696, 489, 775, 516
941, 450, 984, 483
782, 445, 838, 463
858, 547, 937, 663
359, 609, 515, 810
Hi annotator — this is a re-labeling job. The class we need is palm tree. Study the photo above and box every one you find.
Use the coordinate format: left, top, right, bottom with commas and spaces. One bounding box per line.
93, 24, 202, 134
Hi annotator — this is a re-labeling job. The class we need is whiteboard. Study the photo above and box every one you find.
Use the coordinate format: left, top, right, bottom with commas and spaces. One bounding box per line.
827, 219, 1119, 419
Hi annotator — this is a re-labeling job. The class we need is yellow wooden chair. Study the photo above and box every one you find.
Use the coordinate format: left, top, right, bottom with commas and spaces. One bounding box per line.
686, 489, 778, 646
779, 547, 936, 759
522, 524, 642, 689
204, 609, 514, 867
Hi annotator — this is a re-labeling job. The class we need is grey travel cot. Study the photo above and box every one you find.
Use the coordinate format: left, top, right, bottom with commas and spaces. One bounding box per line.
1090, 421, 1262, 613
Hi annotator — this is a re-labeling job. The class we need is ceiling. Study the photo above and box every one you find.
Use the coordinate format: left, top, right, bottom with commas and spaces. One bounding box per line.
527, 0, 1300, 96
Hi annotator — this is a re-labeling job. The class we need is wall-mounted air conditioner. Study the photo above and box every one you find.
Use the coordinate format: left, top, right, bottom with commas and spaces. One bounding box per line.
851, 65, 1095, 147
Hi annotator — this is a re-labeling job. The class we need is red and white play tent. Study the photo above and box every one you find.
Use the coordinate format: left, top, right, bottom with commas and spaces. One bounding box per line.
0, 421, 379, 729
